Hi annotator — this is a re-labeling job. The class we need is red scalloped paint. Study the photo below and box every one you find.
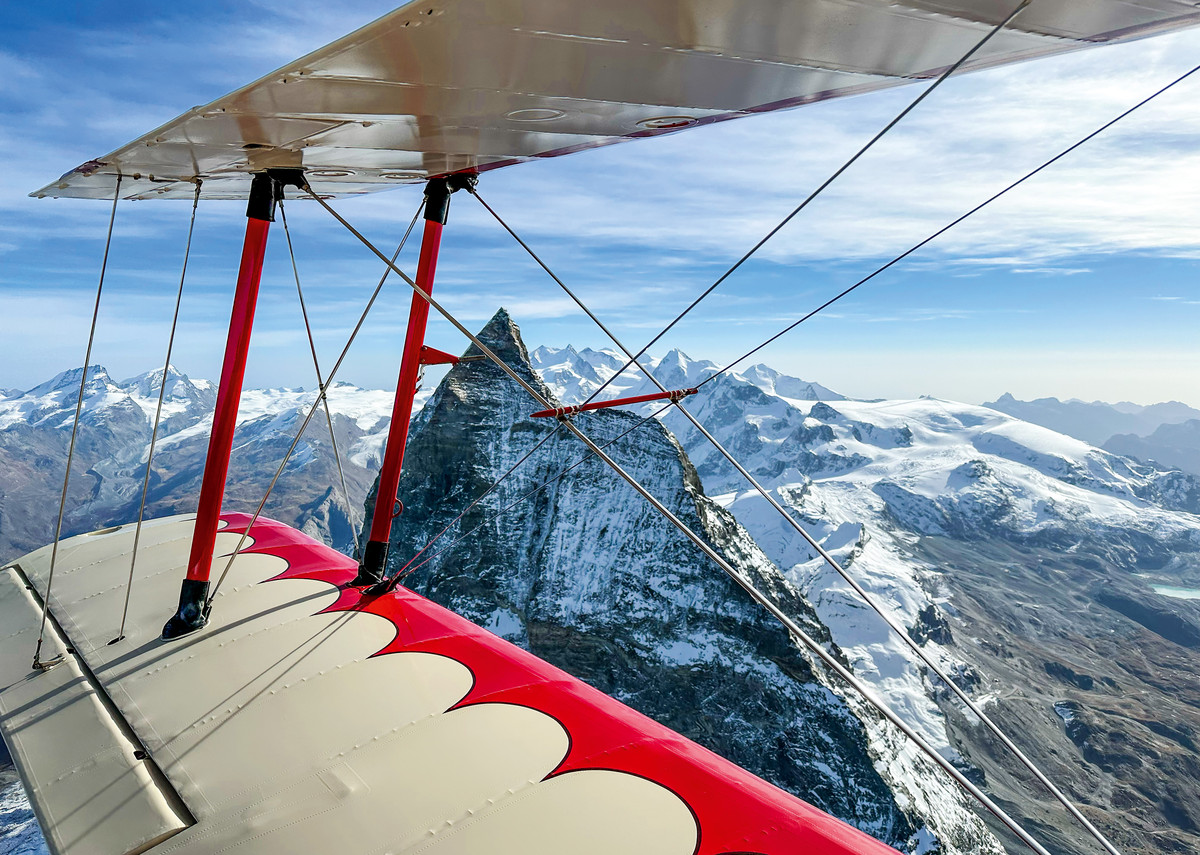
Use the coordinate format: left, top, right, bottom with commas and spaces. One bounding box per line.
226, 512, 899, 855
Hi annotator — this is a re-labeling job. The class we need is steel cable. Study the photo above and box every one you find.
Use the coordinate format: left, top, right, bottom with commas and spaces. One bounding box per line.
33, 174, 122, 670
705, 61, 1200, 389
280, 200, 363, 559
310, 191, 1056, 855
333, 0, 1031, 586
478, 185, 1127, 855
583, 0, 1031, 407
406, 37, 1200, 587
114, 179, 201, 644
386, 59, 1200, 855
206, 200, 424, 606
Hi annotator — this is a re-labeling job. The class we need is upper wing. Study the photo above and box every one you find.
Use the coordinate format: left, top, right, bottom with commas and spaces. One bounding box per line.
1, 514, 902, 855
33, 0, 1200, 201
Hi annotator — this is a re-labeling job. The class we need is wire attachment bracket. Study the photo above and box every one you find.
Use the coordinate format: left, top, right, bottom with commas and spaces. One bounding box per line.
532, 388, 697, 419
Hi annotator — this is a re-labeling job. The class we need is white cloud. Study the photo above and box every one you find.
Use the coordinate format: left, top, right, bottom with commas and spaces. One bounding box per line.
437, 28, 1200, 268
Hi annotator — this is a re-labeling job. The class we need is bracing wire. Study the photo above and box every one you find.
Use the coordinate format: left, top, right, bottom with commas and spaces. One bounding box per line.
405, 0, 1034, 613
474, 192, 1126, 855
33, 174, 123, 670
582, 0, 1031, 407
703, 60, 1200, 388
380, 59, 1200, 855
114, 179, 201, 645
381, 0, 1036, 579
205, 200, 424, 606
306, 191, 1056, 855
279, 200, 363, 559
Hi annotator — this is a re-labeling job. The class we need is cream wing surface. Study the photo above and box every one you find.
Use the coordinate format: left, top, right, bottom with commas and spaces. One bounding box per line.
3, 515, 897, 855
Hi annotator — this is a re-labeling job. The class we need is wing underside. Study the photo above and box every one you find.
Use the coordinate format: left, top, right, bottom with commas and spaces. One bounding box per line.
33, 0, 1200, 202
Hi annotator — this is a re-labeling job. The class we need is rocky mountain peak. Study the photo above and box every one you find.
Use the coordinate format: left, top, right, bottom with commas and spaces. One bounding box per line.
27, 364, 115, 398
462, 307, 539, 383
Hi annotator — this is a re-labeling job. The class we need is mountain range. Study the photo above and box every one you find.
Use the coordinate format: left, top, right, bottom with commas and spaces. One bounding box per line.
3, 314, 1200, 854
982, 392, 1200, 450
1103, 420, 1200, 479
0, 364, 415, 563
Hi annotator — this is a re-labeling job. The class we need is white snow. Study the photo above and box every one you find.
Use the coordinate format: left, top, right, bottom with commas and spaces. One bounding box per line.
1052, 702, 1077, 725
0, 778, 46, 855
0, 367, 405, 439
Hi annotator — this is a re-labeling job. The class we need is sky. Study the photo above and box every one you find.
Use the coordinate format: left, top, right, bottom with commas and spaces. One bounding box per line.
1, 1, 1199, 408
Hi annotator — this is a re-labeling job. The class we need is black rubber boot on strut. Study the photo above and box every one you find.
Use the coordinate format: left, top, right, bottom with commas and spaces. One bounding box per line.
162, 578, 211, 640
351, 540, 388, 587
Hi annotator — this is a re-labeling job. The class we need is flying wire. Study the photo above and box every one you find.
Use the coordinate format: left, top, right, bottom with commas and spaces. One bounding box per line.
383, 0, 1031, 590
382, 58, 1200, 855
309, 191, 1057, 855
582, 0, 1031, 407
705, 60, 1200, 388
475, 184, 1129, 854
33, 174, 122, 671
115, 179, 202, 645
205, 199, 424, 606
411, 29, 1197, 587
280, 200, 363, 560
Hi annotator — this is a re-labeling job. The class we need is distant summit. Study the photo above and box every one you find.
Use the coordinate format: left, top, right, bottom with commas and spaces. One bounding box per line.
529, 345, 846, 407
1105, 419, 1200, 478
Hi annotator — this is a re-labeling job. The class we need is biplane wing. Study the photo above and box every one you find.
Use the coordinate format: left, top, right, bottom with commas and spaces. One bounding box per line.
1, 514, 901, 855
31, 0, 1200, 202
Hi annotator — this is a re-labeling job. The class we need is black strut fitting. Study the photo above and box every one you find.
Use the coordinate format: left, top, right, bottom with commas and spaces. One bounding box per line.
423, 172, 478, 224
245, 169, 305, 222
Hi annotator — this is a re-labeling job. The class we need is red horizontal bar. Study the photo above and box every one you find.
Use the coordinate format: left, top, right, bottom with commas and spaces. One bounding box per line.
532, 387, 698, 419
419, 345, 460, 366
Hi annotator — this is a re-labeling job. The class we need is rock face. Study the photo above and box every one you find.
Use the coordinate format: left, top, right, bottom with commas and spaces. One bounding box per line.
374, 310, 996, 853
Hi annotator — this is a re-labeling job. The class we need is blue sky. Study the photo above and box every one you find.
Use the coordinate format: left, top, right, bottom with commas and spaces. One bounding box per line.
2, 2, 1199, 407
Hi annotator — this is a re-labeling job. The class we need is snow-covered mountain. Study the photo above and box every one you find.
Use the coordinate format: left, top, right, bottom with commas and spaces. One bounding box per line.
0, 365, 413, 562
5, 333, 1200, 855
529, 344, 845, 408
531, 343, 1200, 855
